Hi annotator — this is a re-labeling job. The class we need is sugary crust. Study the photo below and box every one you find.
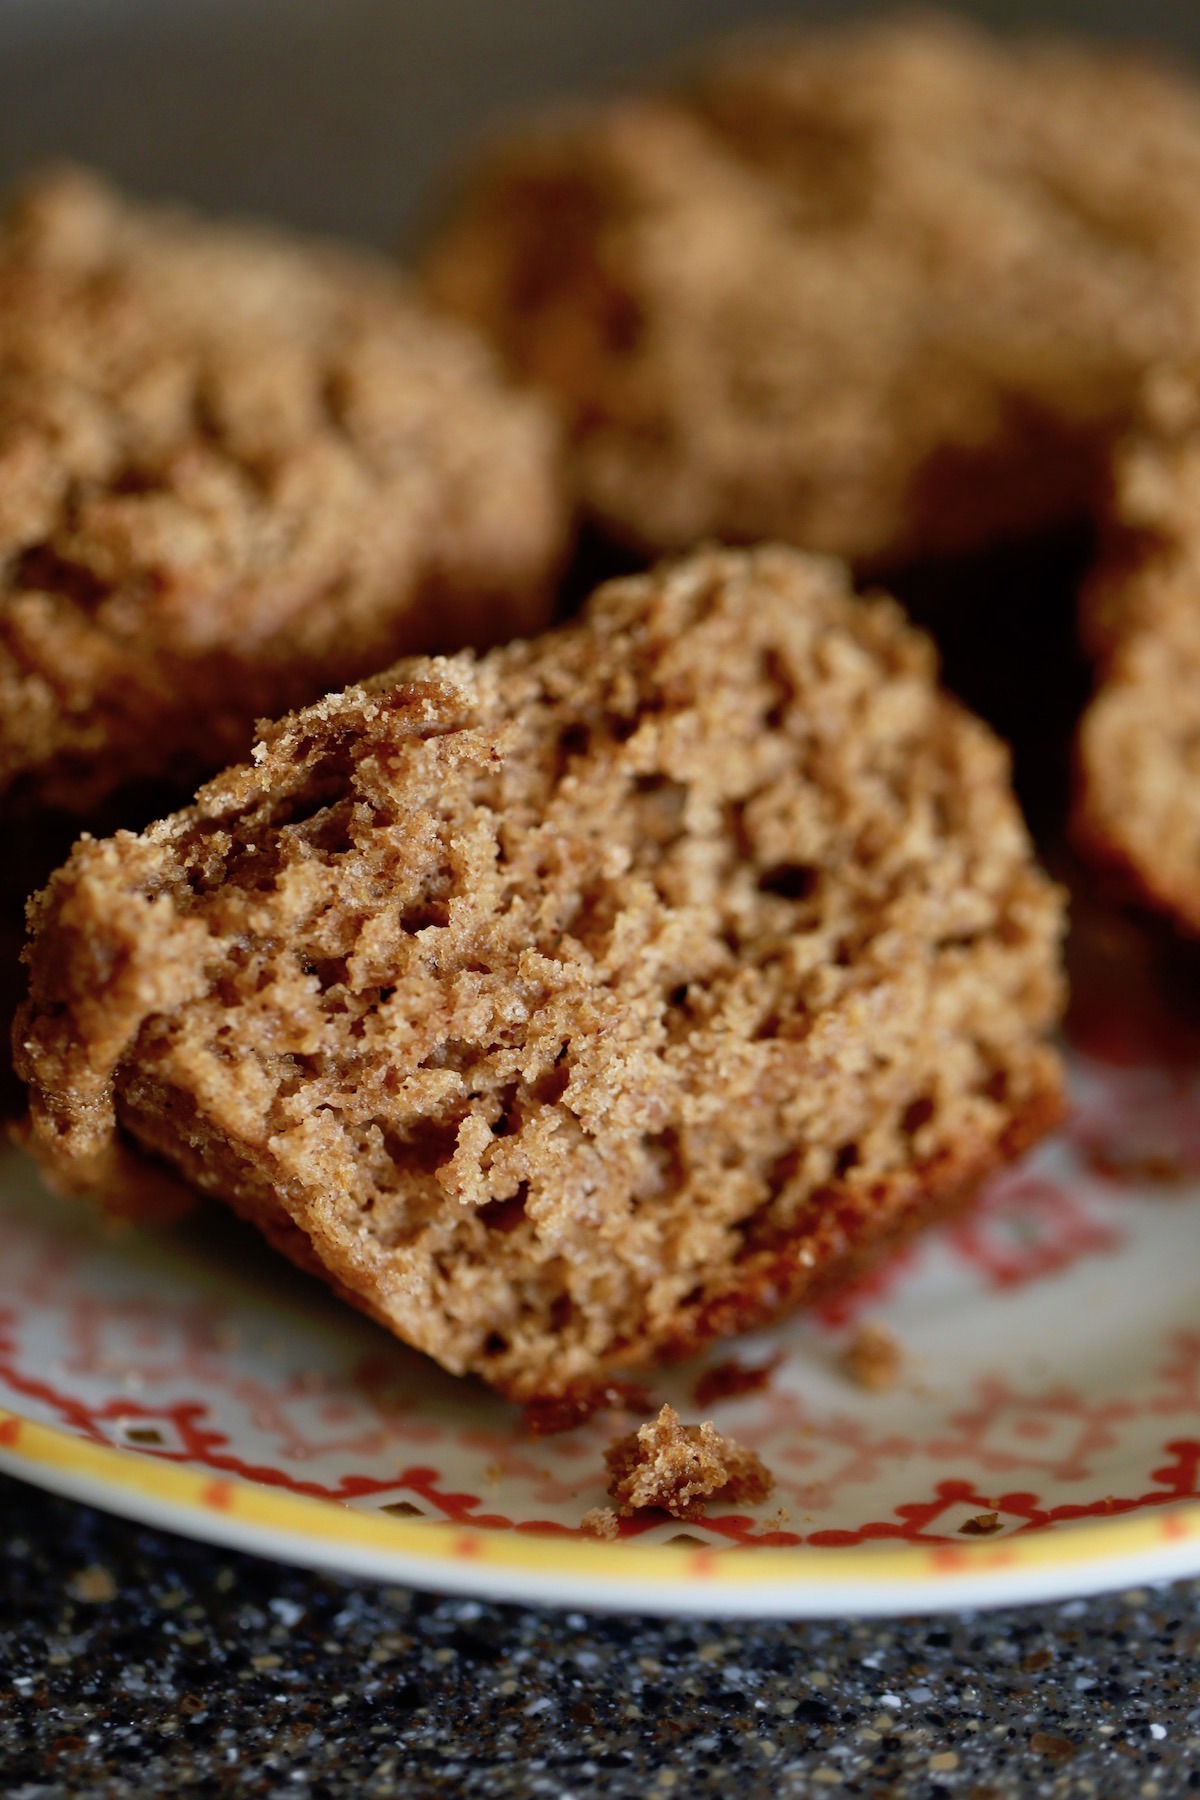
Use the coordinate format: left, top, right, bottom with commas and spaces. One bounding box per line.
1075, 367, 1200, 936
16, 546, 1065, 1398
424, 13, 1200, 567
0, 166, 567, 815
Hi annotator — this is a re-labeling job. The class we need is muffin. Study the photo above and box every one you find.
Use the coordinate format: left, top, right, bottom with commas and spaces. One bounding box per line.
0, 165, 567, 820
1076, 367, 1200, 934
424, 13, 1200, 568
15, 547, 1065, 1399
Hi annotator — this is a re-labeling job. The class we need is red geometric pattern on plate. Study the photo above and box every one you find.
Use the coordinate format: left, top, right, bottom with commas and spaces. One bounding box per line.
943, 1171, 1123, 1291
1066, 1059, 1200, 1188
815, 1161, 1123, 1328
806, 1441, 1200, 1547
813, 1244, 923, 1330
5, 1299, 1197, 1543
8, 1297, 1198, 1543
1, 1024, 1198, 1546
0, 1320, 537, 1525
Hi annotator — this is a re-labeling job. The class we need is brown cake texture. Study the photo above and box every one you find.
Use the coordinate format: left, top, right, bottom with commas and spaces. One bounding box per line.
841, 1321, 904, 1393
1076, 367, 1200, 935
15, 546, 1065, 1400
604, 1404, 773, 1520
0, 165, 567, 820
423, 13, 1200, 569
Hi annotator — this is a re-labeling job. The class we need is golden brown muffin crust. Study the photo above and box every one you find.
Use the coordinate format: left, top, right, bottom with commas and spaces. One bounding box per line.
16, 547, 1064, 1399
0, 165, 567, 815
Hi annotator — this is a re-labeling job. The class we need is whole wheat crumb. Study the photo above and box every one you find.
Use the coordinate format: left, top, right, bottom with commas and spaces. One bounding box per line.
16, 544, 1064, 1399
580, 1506, 620, 1541
959, 1511, 1003, 1536
604, 1403, 774, 1520
842, 1322, 904, 1392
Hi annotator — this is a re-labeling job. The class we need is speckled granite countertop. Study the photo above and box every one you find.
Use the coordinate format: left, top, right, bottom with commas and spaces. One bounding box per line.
0, 1473, 1196, 1797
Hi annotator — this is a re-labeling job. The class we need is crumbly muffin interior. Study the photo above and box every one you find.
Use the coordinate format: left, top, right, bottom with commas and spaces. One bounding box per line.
18, 548, 1064, 1397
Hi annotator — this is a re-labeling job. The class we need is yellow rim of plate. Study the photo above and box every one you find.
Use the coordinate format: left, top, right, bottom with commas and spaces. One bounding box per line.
3, 1405, 1200, 1592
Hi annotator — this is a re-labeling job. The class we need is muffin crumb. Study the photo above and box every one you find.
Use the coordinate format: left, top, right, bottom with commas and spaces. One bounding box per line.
580, 1506, 620, 1541
604, 1403, 774, 1520
842, 1323, 904, 1392
959, 1511, 1003, 1537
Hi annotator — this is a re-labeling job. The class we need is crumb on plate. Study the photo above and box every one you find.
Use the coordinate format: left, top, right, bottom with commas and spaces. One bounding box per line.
604, 1402, 774, 1520
580, 1506, 620, 1541
841, 1321, 904, 1391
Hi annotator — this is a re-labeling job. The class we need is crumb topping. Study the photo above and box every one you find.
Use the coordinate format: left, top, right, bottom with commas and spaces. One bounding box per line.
426, 15, 1200, 566
0, 165, 565, 813
841, 1321, 904, 1392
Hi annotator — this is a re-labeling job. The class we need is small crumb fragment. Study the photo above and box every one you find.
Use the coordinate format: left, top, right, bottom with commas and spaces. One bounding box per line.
842, 1322, 903, 1391
1084, 1146, 1186, 1185
522, 1380, 655, 1437
68, 1565, 117, 1604
692, 1354, 780, 1408
580, 1506, 620, 1541
959, 1511, 1002, 1536
604, 1403, 774, 1520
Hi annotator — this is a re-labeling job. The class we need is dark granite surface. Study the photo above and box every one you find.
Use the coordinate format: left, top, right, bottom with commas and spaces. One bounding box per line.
0, 1471, 1197, 1798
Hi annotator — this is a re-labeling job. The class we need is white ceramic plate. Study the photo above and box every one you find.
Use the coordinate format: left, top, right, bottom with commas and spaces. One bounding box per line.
2, 1025, 1199, 1616
1, 0, 1200, 1623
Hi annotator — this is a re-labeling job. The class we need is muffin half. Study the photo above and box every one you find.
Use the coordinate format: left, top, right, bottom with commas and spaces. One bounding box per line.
16, 547, 1064, 1398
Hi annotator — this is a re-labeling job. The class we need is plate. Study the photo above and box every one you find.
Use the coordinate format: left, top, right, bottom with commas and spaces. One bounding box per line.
0, 0, 1199, 1620
2, 1022, 1199, 1616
